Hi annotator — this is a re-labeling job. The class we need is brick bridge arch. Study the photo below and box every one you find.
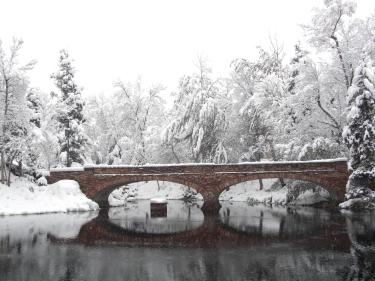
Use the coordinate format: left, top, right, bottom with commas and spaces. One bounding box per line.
47, 159, 349, 215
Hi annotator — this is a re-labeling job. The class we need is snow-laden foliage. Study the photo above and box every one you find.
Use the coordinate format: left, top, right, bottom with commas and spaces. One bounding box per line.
232, 45, 288, 162
304, 0, 357, 49
28, 91, 59, 169
85, 79, 165, 165
343, 45, 375, 195
163, 58, 228, 163
51, 50, 87, 167
0, 39, 35, 185
298, 137, 342, 160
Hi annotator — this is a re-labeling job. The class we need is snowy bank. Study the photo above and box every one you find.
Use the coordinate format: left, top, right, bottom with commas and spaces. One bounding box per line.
339, 191, 375, 209
219, 179, 330, 206
0, 177, 99, 216
339, 179, 375, 210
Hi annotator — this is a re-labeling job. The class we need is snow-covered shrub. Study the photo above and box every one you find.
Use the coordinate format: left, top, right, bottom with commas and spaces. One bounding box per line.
36, 176, 47, 186
182, 188, 199, 202
108, 185, 138, 207
273, 142, 302, 161
298, 137, 342, 160
287, 180, 330, 204
271, 179, 330, 205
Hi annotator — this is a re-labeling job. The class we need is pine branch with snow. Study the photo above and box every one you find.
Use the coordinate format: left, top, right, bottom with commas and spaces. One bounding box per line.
342, 43, 375, 204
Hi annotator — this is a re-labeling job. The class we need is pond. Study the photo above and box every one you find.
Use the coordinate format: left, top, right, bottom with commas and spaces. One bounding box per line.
0, 200, 374, 281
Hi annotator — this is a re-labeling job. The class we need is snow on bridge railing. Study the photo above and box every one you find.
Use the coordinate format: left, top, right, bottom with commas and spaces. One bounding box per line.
50, 167, 85, 172
49, 158, 347, 172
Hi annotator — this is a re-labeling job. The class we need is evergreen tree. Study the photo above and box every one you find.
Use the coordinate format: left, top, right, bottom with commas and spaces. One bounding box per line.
26, 89, 42, 128
287, 43, 307, 95
343, 46, 375, 196
51, 50, 87, 167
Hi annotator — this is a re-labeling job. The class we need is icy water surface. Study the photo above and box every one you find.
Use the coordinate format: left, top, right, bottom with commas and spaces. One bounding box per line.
0, 200, 375, 281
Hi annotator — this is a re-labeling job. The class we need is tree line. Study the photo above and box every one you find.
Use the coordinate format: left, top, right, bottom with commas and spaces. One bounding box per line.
0, 0, 374, 190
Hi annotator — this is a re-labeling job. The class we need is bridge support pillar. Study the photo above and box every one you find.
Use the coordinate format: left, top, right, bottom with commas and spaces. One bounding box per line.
201, 191, 221, 216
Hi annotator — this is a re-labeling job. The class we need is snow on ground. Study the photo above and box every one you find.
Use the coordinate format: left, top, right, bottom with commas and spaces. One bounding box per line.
150, 197, 168, 203
109, 179, 330, 207
219, 179, 286, 204
219, 178, 330, 205
0, 177, 99, 216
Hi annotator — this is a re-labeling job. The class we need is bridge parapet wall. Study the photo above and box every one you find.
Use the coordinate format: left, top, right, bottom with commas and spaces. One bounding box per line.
47, 159, 349, 214
76, 159, 348, 174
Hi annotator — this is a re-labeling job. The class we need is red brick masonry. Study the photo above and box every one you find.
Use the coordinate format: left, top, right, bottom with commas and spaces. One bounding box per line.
47, 159, 349, 214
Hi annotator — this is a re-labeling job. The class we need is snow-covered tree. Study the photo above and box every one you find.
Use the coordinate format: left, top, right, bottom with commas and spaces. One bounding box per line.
27, 90, 59, 169
26, 89, 43, 128
163, 58, 228, 163
233, 44, 287, 161
113, 80, 165, 165
303, 0, 357, 89
0, 38, 35, 185
343, 45, 375, 195
51, 50, 87, 167
298, 0, 375, 147
85, 79, 166, 165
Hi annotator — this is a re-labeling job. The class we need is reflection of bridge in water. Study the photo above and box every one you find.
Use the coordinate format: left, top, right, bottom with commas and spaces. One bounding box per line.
48, 159, 349, 215
70, 207, 351, 250
2, 205, 374, 281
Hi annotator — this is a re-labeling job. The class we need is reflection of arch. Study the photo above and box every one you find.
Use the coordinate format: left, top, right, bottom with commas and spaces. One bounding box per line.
71, 213, 350, 249
76, 216, 277, 247
107, 201, 204, 234
99, 212, 205, 237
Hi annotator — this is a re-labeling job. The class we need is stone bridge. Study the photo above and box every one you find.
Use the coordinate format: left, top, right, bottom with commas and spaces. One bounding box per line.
47, 158, 349, 214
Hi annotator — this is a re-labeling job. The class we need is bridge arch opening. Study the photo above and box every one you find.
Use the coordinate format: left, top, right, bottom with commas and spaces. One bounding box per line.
219, 178, 334, 205
93, 180, 203, 208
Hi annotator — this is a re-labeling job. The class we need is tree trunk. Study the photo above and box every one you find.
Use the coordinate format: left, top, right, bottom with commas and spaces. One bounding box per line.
331, 35, 351, 89
157, 180, 160, 192
6, 163, 11, 186
258, 179, 264, 190
171, 142, 180, 163
279, 178, 285, 187
0, 152, 5, 184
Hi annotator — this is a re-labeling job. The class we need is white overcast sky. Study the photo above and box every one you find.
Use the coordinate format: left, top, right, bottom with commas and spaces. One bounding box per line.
0, 0, 374, 98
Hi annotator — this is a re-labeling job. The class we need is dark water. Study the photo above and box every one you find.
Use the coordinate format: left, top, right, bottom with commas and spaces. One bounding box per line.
0, 200, 375, 281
